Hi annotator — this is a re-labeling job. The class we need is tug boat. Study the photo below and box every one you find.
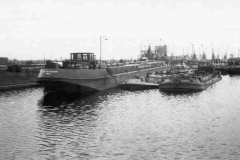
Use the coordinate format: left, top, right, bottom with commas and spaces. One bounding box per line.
159, 61, 222, 92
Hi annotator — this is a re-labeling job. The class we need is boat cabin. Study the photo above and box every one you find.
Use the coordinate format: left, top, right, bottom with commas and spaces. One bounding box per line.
70, 52, 96, 62
45, 53, 98, 69
198, 61, 213, 67
186, 60, 198, 69
63, 52, 97, 69
196, 61, 215, 74
228, 58, 240, 65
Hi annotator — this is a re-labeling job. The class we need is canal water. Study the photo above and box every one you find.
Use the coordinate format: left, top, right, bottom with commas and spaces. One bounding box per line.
1, 75, 240, 160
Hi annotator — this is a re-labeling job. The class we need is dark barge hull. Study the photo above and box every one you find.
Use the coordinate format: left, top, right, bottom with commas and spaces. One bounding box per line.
38, 80, 98, 93
227, 67, 240, 74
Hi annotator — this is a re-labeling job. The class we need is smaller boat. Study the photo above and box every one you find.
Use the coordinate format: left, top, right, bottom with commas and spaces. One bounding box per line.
121, 78, 159, 90
170, 63, 191, 74
159, 61, 222, 92
120, 73, 171, 90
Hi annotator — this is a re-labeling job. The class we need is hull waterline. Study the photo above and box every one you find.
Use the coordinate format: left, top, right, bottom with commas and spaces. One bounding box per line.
159, 77, 222, 92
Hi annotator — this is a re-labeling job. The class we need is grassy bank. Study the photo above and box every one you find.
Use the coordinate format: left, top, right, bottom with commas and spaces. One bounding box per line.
0, 69, 40, 86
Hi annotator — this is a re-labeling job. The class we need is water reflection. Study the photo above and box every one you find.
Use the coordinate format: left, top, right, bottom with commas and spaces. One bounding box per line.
39, 87, 124, 107
36, 88, 136, 159
39, 91, 91, 108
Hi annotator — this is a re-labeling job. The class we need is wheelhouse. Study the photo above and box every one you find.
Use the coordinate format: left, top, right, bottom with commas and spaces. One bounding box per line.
70, 52, 96, 62
45, 52, 98, 69
63, 52, 97, 69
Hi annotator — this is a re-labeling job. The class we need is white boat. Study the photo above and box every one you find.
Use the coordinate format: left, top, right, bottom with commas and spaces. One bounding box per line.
170, 63, 190, 74
121, 78, 159, 90
120, 73, 172, 90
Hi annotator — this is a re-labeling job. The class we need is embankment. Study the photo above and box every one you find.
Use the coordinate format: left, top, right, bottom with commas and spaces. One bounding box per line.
0, 69, 40, 91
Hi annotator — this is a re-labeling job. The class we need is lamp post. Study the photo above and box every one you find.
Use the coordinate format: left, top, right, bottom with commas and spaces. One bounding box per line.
100, 36, 107, 62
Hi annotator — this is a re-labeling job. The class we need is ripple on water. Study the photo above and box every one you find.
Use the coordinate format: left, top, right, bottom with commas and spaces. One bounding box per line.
1, 76, 240, 159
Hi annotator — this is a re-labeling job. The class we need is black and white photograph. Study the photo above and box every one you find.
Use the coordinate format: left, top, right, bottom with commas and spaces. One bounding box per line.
1, 0, 240, 159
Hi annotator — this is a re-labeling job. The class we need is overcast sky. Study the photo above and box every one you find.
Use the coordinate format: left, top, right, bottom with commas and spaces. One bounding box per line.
1, 0, 240, 60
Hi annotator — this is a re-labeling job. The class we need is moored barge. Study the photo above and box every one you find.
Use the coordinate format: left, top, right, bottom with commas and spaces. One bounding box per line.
37, 52, 170, 93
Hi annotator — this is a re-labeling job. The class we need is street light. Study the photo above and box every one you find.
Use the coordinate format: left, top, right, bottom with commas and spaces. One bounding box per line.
100, 36, 107, 62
